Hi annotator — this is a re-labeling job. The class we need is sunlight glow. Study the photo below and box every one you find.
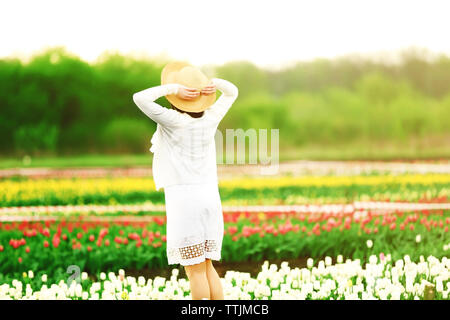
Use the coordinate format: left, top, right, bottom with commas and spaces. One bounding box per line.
1, 0, 449, 68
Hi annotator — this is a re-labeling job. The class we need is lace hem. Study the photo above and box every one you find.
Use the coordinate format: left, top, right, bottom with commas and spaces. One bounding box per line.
167, 239, 221, 266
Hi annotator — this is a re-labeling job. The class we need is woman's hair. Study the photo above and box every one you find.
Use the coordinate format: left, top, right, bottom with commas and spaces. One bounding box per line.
170, 103, 204, 118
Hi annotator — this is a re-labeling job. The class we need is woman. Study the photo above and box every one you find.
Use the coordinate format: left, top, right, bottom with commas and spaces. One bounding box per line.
132, 62, 238, 300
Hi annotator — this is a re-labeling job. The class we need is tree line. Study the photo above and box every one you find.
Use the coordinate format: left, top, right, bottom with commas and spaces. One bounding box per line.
0, 46, 449, 156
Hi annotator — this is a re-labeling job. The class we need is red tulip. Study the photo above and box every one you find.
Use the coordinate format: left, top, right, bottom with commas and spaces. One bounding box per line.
42, 228, 50, 237
0, 245, 3, 252
25, 246, 30, 253
62, 234, 68, 240
154, 217, 165, 226
52, 236, 60, 248
155, 231, 160, 238
18, 257, 22, 263
152, 241, 162, 248
105, 239, 110, 246
89, 235, 95, 242
228, 226, 238, 235
243, 226, 252, 237
389, 223, 396, 230
99, 228, 108, 238
43, 240, 49, 248
312, 223, 321, 236
409, 224, 415, 231
87, 246, 92, 252
445, 226, 449, 233
161, 235, 167, 242
232, 236, 238, 242
128, 233, 140, 241
9, 239, 18, 249
77, 232, 83, 239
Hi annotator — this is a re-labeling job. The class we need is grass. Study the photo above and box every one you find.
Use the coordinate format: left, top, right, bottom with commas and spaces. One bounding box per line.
0, 141, 449, 169
0, 154, 153, 169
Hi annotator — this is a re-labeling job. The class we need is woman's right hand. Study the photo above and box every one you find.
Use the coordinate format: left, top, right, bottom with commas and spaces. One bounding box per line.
177, 85, 200, 100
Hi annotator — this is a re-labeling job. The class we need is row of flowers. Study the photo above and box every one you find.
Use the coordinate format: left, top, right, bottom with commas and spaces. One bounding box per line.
0, 209, 448, 277
1, 174, 449, 207
0, 256, 448, 300
3, 160, 448, 179
1, 201, 450, 217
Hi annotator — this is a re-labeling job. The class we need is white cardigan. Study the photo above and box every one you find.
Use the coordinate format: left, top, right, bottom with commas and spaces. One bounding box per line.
132, 78, 238, 190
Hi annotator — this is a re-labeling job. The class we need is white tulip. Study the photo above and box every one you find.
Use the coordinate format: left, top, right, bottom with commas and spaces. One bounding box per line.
369, 255, 377, 265
416, 234, 421, 243
307, 258, 314, 269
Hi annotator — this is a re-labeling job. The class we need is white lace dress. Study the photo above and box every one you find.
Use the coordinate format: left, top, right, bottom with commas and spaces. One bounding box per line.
132, 77, 238, 266
164, 182, 224, 266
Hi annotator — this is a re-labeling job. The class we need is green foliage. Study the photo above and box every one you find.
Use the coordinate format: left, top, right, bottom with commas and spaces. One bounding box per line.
1, 46, 449, 156
14, 123, 59, 154
100, 118, 155, 153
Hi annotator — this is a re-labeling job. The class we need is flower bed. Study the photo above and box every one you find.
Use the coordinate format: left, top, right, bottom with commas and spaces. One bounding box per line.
0, 174, 449, 206
0, 210, 448, 279
0, 257, 448, 300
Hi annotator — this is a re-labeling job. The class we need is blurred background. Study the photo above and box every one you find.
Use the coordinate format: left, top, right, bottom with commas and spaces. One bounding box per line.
0, 0, 449, 165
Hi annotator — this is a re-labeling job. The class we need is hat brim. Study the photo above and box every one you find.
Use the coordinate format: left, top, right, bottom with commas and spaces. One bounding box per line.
161, 61, 216, 113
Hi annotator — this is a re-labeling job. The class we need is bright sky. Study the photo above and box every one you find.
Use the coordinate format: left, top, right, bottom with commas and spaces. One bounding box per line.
1, 0, 449, 69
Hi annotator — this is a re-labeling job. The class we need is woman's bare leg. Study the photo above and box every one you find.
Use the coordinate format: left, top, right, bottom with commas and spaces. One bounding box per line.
184, 261, 210, 300
205, 259, 224, 300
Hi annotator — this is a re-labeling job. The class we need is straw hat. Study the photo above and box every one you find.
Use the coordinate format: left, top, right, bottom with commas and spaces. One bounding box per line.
161, 61, 216, 112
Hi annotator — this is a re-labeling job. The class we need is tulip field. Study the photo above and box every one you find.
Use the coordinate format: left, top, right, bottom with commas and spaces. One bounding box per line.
0, 162, 449, 300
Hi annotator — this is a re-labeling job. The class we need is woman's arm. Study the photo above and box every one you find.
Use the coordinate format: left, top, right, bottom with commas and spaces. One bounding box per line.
132, 84, 185, 127
206, 78, 239, 120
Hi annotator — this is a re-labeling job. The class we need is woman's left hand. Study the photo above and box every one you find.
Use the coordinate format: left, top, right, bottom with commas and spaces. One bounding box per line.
201, 83, 216, 95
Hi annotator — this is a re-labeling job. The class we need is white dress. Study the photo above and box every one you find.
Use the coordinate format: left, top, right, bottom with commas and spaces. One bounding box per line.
132, 77, 238, 266
164, 182, 224, 266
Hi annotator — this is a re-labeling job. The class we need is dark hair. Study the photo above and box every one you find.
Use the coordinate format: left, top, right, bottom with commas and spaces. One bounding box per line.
170, 103, 204, 118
